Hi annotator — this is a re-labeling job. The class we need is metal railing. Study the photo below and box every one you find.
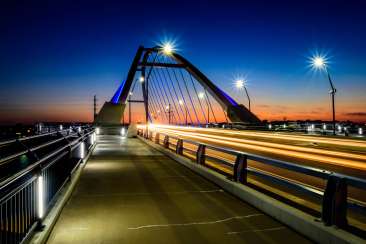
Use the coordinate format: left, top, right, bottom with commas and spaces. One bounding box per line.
138, 128, 366, 231
0, 127, 96, 244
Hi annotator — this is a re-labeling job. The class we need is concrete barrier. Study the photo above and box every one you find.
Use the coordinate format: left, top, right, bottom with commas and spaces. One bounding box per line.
140, 136, 365, 244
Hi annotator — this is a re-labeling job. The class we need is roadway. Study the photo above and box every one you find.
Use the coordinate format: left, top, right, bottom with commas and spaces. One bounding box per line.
47, 135, 311, 244
147, 125, 366, 227
149, 125, 366, 178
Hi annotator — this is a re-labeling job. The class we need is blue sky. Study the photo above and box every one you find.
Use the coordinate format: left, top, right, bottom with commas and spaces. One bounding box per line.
0, 0, 365, 123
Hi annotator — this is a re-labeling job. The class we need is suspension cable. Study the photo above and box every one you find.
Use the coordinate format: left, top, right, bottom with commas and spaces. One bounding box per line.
171, 67, 194, 125
204, 89, 217, 123
188, 73, 207, 124
154, 57, 183, 124
178, 69, 201, 125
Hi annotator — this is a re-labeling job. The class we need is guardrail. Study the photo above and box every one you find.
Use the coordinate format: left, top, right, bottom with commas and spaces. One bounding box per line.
0, 127, 96, 244
137, 128, 366, 231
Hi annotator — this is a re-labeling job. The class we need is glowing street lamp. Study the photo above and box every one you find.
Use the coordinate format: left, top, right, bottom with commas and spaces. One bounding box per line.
310, 55, 337, 135
139, 76, 145, 83
235, 79, 251, 112
198, 91, 211, 124
179, 99, 188, 125
161, 42, 174, 55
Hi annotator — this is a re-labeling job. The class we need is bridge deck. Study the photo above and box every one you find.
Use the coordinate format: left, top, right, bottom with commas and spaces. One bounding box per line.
47, 135, 311, 244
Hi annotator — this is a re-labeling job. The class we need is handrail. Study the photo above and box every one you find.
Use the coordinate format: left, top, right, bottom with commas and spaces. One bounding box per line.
0, 129, 94, 191
0, 125, 92, 146
154, 131, 366, 187
0, 125, 95, 244
0, 128, 91, 164
140, 128, 366, 230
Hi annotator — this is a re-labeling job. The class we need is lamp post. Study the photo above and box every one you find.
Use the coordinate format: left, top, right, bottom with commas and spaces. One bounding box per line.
311, 56, 336, 135
179, 100, 188, 125
235, 79, 251, 112
166, 104, 172, 124
198, 92, 209, 124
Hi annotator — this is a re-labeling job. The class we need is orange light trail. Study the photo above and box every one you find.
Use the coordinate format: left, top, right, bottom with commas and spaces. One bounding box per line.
145, 125, 366, 171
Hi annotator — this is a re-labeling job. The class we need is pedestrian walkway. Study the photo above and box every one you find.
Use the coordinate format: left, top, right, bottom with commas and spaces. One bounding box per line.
47, 135, 311, 244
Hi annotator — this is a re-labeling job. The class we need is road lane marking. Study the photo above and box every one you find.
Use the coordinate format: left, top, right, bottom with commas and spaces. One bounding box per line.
127, 213, 264, 230
227, 226, 286, 235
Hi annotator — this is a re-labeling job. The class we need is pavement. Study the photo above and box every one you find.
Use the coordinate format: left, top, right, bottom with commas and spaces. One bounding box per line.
46, 135, 311, 244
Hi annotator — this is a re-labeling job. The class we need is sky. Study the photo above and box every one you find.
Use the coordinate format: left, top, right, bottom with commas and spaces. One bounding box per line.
0, 0, 365, 124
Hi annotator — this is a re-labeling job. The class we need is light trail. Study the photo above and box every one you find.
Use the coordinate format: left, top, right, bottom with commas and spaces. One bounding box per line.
150, 127, 366, 171
157, 128, 366, 161
151, 124, 366, 148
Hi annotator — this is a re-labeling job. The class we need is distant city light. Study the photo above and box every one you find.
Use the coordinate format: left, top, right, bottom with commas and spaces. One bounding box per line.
323, 124, 327, 130
59, 125, 63, 131
359, 128, 363, 135
268, 124, 272, 129
139, 76, 145, 82
129, 92, 133, 96
78, 126, 81, 133
178, 99, 184, 105
165, 105, 170, 110
121, 127, 126, 137
311, 124, 315, 130
338, 125, 342, 132
198, 92, 205, 99
96, 127, 100, 135
283, 124, 287, 129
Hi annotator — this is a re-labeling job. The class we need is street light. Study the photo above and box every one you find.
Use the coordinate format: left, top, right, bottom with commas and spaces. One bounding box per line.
161, 42, 175, 55
165, 104, 172, 124
311, 55, 337, 135
179, 99, 188, 125
235, 79, 251, 112
139, 76, 145, 83
198, 92, 210, 124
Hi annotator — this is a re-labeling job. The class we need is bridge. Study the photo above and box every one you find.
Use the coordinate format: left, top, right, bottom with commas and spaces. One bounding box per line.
1, 46, 365, 244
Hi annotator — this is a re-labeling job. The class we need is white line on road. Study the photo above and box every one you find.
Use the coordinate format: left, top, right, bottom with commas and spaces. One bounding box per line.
127, 214, 264, 230
227, 226, 286, 235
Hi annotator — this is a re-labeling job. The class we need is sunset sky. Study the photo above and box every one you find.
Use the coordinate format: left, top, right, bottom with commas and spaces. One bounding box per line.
0, 0, 365, 124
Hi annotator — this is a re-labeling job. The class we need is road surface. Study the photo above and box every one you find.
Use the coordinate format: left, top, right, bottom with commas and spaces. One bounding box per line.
47, 135, 311, 244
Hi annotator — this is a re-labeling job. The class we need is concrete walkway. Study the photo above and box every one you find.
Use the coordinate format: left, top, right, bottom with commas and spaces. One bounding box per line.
47, 135, 312, 244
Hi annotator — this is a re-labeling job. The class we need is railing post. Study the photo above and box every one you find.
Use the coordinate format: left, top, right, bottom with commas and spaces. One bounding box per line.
196, 144, 206, 165
163, 135, 169, 148
176, 139, 183, 155
322, 175, 348, 228
155, 132, 160, 144
233, 154, 247, 184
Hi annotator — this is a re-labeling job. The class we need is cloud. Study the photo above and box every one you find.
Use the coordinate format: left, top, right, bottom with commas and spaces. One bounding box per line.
344, 112, 366, 117
257, 104, 270, 108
